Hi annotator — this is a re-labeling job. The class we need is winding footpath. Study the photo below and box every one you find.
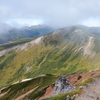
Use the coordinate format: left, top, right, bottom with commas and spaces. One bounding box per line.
14, 86, 38, 100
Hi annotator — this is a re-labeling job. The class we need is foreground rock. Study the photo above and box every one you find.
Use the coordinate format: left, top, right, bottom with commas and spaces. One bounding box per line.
52, 76, 76, 96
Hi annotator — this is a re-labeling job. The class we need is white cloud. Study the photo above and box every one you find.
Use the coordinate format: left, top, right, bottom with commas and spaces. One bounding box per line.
6, 19, 44, 27
82, 17, 100, 27
0, 0, 100, 27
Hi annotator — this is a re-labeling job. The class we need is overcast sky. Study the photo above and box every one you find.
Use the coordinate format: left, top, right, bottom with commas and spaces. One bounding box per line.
0, 0, 100, 28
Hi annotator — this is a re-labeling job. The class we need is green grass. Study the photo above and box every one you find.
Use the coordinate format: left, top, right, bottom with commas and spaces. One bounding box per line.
43, 89, 81, 100
76, 78, 93, 88
0, 29, 100, 91
0, 74, 58, 100
93, 37, 100, 53
0, 42, 95, 87
0, 52, 16, 70
23, 74, 58, 100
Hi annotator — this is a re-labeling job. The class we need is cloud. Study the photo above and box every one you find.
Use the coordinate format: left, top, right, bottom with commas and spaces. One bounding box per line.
6, 19, 43, 27
0, 23, 12, 34
82, 17, 100, 27
0, 0, 100, 28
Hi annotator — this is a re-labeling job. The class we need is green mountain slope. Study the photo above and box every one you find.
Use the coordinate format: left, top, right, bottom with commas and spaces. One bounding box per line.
0, 26, 100, 88
0, 74, 58, 100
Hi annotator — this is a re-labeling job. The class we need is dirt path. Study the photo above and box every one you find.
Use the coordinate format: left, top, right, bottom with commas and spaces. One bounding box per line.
0, 89, 10, 98
14, 86, 38, 100
76, 78, 100, 100
39, 86, 54, 100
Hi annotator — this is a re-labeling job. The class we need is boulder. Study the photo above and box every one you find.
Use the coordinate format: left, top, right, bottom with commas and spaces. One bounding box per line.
53, 76, 76, 95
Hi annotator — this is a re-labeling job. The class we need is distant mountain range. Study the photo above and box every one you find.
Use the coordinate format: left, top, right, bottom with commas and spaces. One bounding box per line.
0, 24, 54, 43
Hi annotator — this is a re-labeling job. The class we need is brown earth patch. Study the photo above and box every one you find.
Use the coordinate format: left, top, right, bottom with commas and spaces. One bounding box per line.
39, 85, 54, 100
67, 72, 100, 85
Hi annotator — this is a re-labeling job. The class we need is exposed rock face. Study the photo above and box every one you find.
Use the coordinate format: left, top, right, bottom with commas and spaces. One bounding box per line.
53, 76, 75, 96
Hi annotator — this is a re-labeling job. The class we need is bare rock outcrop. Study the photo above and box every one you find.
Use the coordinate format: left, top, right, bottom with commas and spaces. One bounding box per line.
52, 76, 76, 96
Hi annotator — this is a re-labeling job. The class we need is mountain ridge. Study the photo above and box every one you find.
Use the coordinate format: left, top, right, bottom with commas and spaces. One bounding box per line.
0, 25, 54, 44
0, 26, 100, 86
0, 25, 100, 99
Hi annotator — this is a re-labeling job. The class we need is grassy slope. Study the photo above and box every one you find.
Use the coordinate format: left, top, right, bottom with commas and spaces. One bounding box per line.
0, 27, 100, 88
0, 74, 58, 100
